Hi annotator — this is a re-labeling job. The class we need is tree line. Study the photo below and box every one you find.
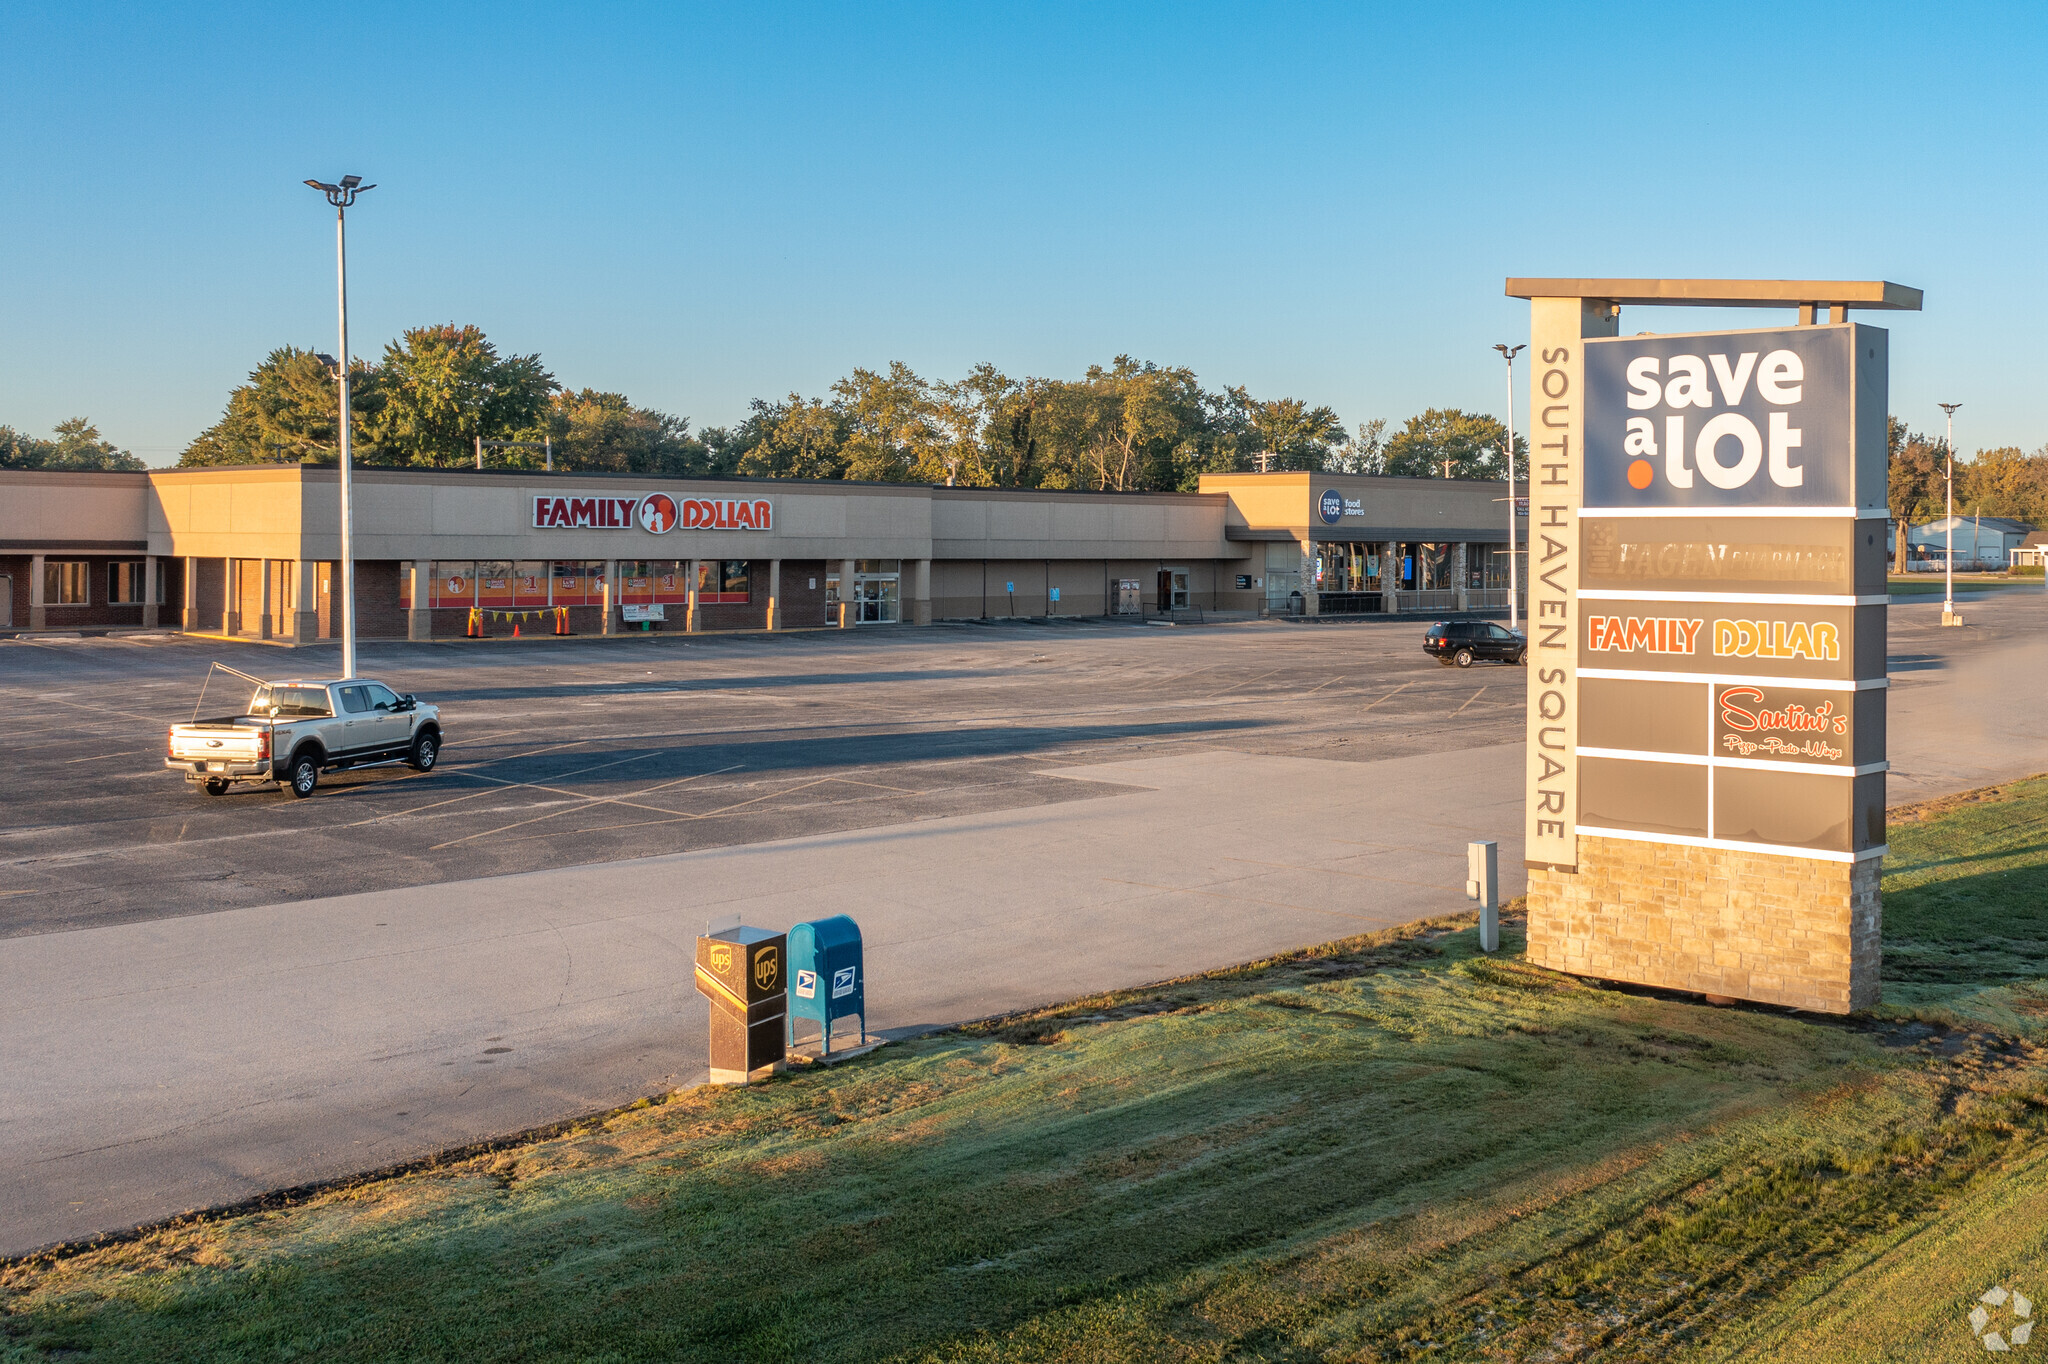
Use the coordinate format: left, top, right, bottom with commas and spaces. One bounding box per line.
0, 419, 146, 471
162, 323, 1525, 489
1886, 418, 2048, 568
19, 323, 2046, 536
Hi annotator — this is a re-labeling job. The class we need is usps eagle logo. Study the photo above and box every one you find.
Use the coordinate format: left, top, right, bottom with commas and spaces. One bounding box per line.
639, 493, 679, 534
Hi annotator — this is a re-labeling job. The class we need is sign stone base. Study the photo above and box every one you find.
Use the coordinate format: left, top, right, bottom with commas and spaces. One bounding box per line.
1526, 836, 1880, 1014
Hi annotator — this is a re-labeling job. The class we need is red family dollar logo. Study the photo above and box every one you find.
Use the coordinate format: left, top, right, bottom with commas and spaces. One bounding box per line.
532, 494, 774, 531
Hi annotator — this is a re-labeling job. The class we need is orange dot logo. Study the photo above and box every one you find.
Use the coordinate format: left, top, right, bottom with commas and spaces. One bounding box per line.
1627, 459, 1654, 490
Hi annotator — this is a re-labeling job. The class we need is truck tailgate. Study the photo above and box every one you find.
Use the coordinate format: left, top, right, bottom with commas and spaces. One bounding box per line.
169, 725, 264, 763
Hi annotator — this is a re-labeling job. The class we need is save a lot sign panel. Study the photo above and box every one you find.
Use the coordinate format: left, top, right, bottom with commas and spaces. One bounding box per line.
1572, 324, 1888, 860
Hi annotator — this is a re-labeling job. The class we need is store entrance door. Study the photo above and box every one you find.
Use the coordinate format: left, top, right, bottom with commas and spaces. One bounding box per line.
0, 576, 10, 628
1155, 569, 1189, 611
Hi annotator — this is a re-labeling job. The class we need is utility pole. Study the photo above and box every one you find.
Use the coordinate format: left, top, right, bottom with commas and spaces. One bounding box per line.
1939, 402, 1962, 625
305, 174, 375, 677
1494, 343, 1525, 631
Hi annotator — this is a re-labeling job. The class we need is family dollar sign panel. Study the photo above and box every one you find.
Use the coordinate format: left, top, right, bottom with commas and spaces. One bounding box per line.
1508, 279, 1916, 1015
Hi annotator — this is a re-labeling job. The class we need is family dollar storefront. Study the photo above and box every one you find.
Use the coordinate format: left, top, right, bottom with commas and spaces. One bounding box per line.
1198, 471, 1529, 618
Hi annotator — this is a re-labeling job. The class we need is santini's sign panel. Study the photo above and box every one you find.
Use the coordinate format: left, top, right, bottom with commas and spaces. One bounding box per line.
532, 493, 774, 533
1584, 324, 1886, 511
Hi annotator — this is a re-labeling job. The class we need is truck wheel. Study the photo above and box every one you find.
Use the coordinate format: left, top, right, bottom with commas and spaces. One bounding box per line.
286, 754, 320, 798
1454, 648, 1475, 668
408, 732, 439, 772
202, 779, 230, 797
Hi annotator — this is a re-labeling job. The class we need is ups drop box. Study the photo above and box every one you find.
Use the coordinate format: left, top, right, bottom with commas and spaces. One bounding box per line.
694, 925, 789, 1084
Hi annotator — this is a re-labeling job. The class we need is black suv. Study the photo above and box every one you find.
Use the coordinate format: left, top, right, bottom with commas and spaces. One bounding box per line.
1423, 620, 1526, 667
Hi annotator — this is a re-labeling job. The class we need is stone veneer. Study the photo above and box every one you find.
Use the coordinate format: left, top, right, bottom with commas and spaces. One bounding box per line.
1526, 835, 1881, 1014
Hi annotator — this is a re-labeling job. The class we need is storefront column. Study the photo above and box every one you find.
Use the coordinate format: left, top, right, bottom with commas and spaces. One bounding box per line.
294, 560, 320, 644
910, 559, 931, 626
257, 559, 274, 640
1383, 542, 1401, 614
406, 561, 431, 642
222, 558, 239, 635
142, 554, 160, 629
182, 556, 200, 630
839, 557, 857, 627
28, 553, 45, 630
1453, 542, 1470, 612
1299, 539, 1318, 617
601, 559, 618, 636
766, 559, 781, 630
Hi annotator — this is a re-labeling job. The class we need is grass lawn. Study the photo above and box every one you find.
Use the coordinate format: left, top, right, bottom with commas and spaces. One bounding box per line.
1888, 573, 2044, 596
6, 777, 2048, 1363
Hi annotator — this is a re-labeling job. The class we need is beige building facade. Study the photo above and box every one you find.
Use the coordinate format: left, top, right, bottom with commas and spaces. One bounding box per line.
1, 465, 1527, 639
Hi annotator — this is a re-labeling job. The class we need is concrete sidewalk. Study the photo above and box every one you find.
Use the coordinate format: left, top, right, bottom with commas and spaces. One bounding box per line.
1, 744, 1524, 1255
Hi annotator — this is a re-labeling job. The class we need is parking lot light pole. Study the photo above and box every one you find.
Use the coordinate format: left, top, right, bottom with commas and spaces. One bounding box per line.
1494, 343, 1525, 631
305, 174, 375, 679
1939, 402, 1961, 625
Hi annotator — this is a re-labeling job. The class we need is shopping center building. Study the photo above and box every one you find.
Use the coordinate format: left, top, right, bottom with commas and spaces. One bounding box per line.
0, 465, 1526, 638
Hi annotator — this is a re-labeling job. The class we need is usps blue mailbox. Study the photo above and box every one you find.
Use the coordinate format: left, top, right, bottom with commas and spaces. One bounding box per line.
787, 915, 865, 1055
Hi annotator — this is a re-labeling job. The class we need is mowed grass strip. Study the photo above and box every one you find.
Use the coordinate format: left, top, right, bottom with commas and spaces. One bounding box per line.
6, 778, 2048, 1363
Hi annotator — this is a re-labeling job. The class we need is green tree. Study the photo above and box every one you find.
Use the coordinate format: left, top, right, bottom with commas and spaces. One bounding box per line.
0, 419, 144, 470
1035, 358, 1208, 492
1383, 408, 1525, 479
1886, 417, 1948, 571
371, 325, 554, 467
180, 347, 383, 466
1229, 390, 1344, 472
734, 395, 848, 480
831, 363, 942, 483
1328, 418, 1389, 474
542, 389, 705, 475
1957, 444, 2048, 526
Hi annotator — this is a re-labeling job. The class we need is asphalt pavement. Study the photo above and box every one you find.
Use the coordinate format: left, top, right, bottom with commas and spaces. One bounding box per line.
4, 590, 2046, 1255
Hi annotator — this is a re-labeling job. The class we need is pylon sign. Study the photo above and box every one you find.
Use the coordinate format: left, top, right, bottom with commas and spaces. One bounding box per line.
1572, 323, 1890, 861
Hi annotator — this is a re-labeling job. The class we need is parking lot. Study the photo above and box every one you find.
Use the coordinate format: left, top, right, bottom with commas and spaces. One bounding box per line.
2, 616, 1526, 939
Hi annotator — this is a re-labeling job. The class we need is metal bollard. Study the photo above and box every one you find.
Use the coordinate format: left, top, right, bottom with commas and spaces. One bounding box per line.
1466, 839, 1499, 952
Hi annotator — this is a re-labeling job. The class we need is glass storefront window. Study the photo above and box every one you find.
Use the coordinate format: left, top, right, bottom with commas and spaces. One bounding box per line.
513, 560, 550, 605
431, 561, 476, 608
550, 560, 603, 606
44, 561, 88, 605
698, 560, 749, 603
107, 561, 150, 604
621, 560, 687, 602
476, 560, 515, 607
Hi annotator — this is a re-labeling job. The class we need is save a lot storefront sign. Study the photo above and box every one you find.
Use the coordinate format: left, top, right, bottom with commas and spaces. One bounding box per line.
532, 493, 774, 532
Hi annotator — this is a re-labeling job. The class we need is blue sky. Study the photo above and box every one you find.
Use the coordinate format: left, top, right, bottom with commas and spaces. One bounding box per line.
4, 1, 2043, 465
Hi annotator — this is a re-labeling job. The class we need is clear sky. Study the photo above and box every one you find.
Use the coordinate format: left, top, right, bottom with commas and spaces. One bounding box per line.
4, 1, 2043, 466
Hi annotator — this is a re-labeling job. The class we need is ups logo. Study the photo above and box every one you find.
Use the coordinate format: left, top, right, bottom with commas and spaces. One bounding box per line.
709, 943, 733, 975
753, 945, 779, 992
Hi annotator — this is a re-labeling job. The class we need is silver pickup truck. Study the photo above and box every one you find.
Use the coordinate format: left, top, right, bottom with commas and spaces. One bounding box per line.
166, 676, 443, 798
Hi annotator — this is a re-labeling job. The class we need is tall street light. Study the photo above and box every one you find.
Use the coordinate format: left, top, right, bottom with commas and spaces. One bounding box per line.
305, 174, 375, 679
1494, 343, 1525, 631
1938, 401, 1961, 626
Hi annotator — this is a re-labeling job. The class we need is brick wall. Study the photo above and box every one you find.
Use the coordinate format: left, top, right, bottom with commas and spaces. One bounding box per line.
1526, 835, 1881, 1014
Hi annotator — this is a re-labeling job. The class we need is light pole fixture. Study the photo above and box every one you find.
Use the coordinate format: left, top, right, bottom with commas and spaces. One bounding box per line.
1494, 343, 1525, 631
305, 174, 375, 679
1938, 402, 1961, 626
